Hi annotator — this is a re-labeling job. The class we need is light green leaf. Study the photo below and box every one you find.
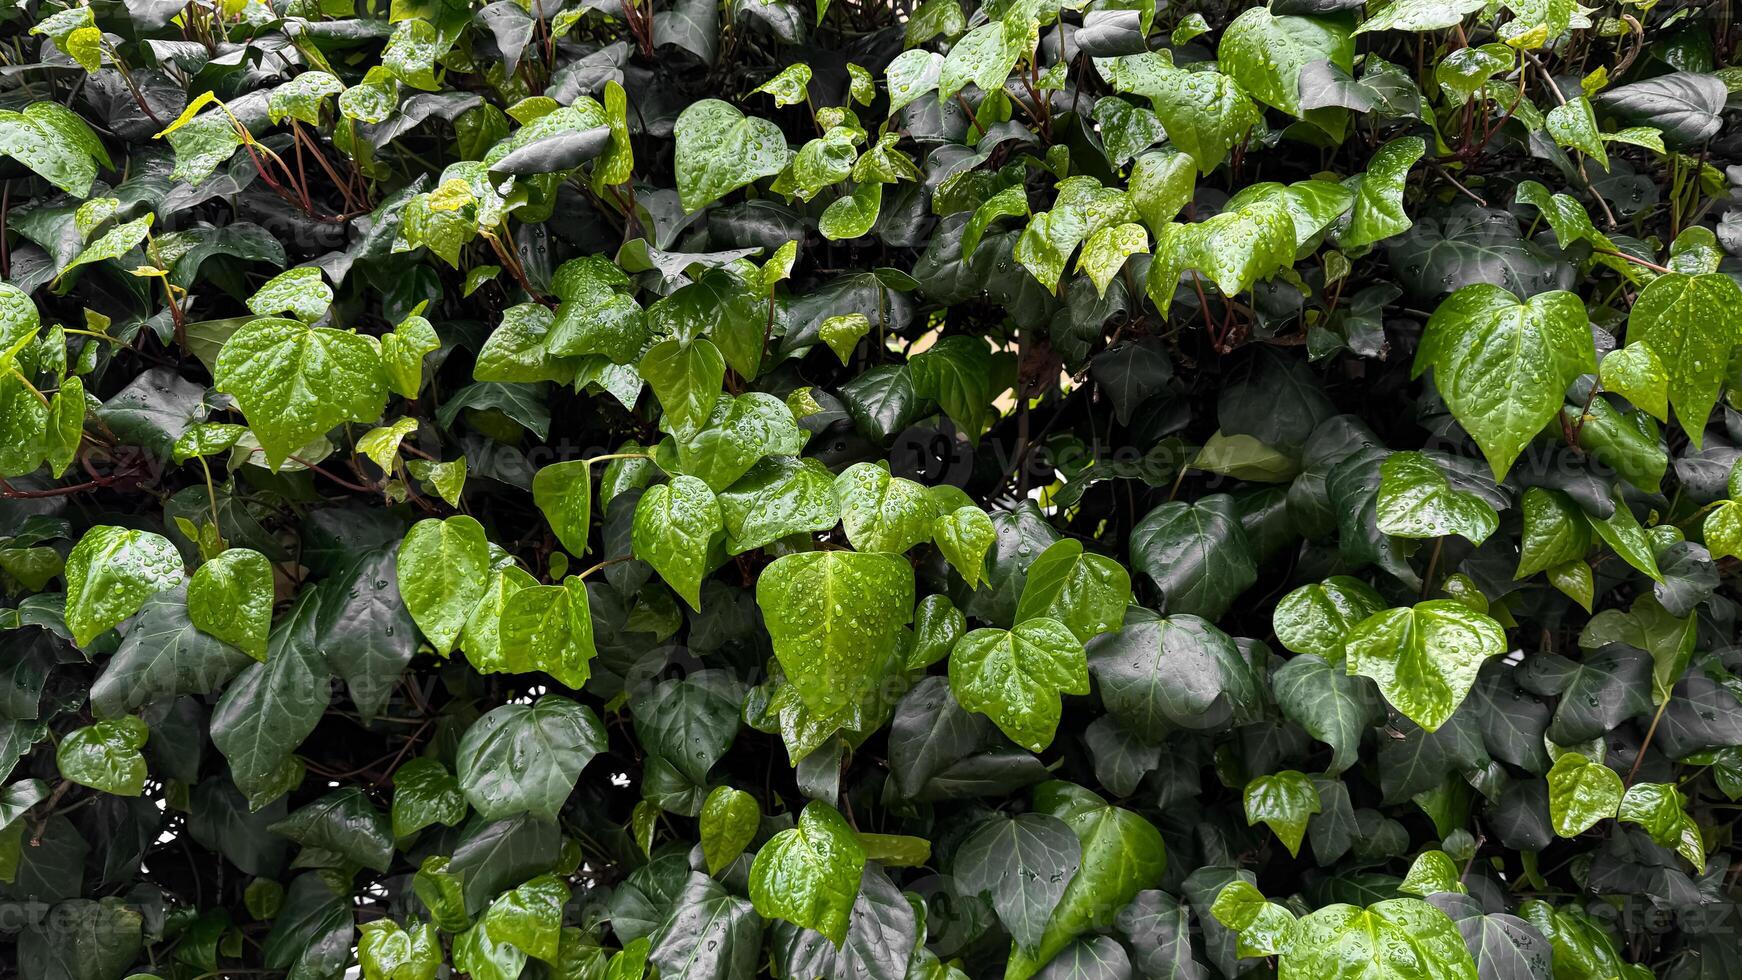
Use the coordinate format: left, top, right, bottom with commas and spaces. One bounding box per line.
57, 717, 149, 796
188, 548, 273, 661
390, 757, 467, 839
1279, 899, 1477, 980
632, 475, 722, 610
933, 503, 997, 588
834, 462, 937, 554
396, 516, 491, 657
700, 785, 760, 875
64, 526, 185, 647
756, 550, 914, 715
949, 618, 1088, 752
749, 801, 866, 945
1626, 271, 1742, 447
247, 267, 333, 323
1339, 136, 1425, 250
1344, 601, 1507, 732
532, 459, 592, 557
1376, 450, 1500, 544
1599, 341, 1670, 421
1413, 283, 1595, 479
358, 919, 442, 980
1243, 770, 1320, 857
1546, 96, 1609, 169
674, 99, 792, 212
1013, 539, 1130, 643
1218, 7, 1354, 132
214, 317, 389, 469
1546, 752, 1622, 837
1272, 576, 1386, 662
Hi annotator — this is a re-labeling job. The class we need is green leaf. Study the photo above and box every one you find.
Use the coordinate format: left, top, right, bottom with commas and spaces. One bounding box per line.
949, 618, 1088, 752
1243, 771, 1321, 857
886, 49, 944, 116
1272, 576, 1387, 662
1617, 782, 1703, 867
61, 214, 152, 277
939, 20, 1024, 102
674, 100, 792, 212
834, 462, 937, 553
56, 717, 149, 795
1013, 540, 1131, 643
1546, 97, 1609, 169
1356, 0, 1486, 33
1007, 784, 1166, 980
390, 757, 467, 839
1128, 495, 1258, 620
0, 103, 105, 197
1339, 136, 1425, 250
497, 579, 597, 688
1546, 753, 1622, 837
754, 64, 813, 107
1376, 450, 1500, 544
481, 874, 567, 962
749, 801, 866, 945
933, 504, 997, 588
1104, 57, 1260, 174
1280, 899, 1477, 980
532, 460, 592, 557
756, 550, 914, 715
214, 317, 389, 469
956, 812, 1081, 950
641, 339, 727, 439
1413, 283, 1596, 479
1273, 654, 1382, 773
270, 788, 394, 871
396, 516, 491, 656
632, 476, 723, 610
1219, 7, 1354, 132
64, 526, 185, 647
384, 20, 444, 90
1148, 197, 1295, 308
1516, 488, 1593, 579
211, 591, 330, 806
700, 786, 760, 875
717, 456, 839, 554
247, 267, 333, 323
456, 695, 605, 821
1344, 601, 1507, 732
1625, 271, 1742, 446
358, 919, 442, 980
1599, 341, 1670, 422
187, 548, 274, 661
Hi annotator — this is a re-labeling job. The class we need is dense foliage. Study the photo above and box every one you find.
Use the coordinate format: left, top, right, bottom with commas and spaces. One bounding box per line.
1, 0, 1741, 977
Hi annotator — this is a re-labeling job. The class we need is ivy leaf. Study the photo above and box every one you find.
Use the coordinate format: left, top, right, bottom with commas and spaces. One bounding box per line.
717, 456, 839, 554
641, 339, 727, 439
1244, 770, 1320, 857
358, 919, 442, 980
1516, 488, 1592, 579
456, 695, 605, 821
1273, 654, 1382, 773
56, 717, 149, 795
396, 516, 491, 657
1105, 57, 1260, 174
1546, 753, 1622, 837
674, 100, 792, 212
1218, 7, 1354, 133
1344, 601, 1507, 732
390, 757, 468, 839
1339, 136, 1425, 250
1599, 342, 1670, 423
933, 504, 997, 588
949, 618, 1089, 752
1128, 495, 1258, 620
187, 548, 274, 662
247, 267, 333, 323
270, 788, 394, 871
1013, 540, 1131, 643
1376, 450, 1500, 544
834, 462, 937, 554
532, 460, 592, 557
214, 317, 389, 469
211, 591, 331, 807
1625, 271, 1742, 447
64, 526, 185, 647
756, 550, 915, 715
1413, 283, 1596, 479
497, 579, 597, 688
1616, 782, 1703, 867
700, 786, 760, 875
632, 476, 723, 610
955, 812, 1082, 951
1006, 784, 1166, 980
749, 801, 866, 945
1281, 899, 1477, 980
1088, 614, 1262, 737
1545, 97, 1608, 169
1271, 576, 1386, 662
